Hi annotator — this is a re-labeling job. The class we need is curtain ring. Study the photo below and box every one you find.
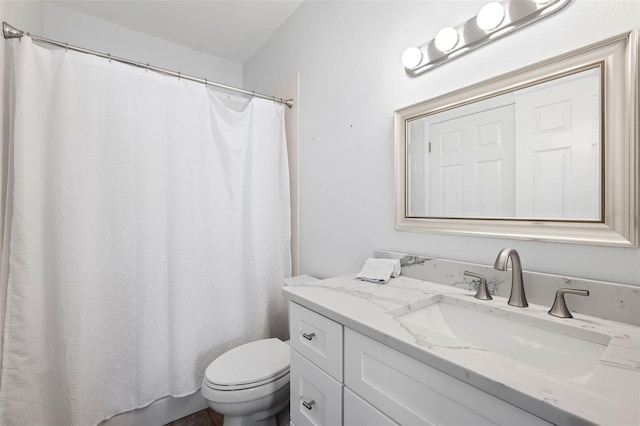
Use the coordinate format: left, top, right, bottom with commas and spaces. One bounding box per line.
146, 63, 149, 72
107, 53, 111, 63
204, 79, 208, 88
178, 71, 181, 81
65, 42, 68, 52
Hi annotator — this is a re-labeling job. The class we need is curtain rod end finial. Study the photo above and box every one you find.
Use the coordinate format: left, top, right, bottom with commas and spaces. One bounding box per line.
3, 22, 23, 40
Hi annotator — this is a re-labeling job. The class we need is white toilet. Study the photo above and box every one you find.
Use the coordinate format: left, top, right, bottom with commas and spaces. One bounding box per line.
201, 338, 290, 426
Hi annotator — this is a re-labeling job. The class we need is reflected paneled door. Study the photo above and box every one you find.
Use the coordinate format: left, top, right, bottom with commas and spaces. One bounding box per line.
429, 105, 515, 218
514, 69, 601, 220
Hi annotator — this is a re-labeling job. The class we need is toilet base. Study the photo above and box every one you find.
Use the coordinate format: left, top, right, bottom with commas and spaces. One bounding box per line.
222, 398, 290, 426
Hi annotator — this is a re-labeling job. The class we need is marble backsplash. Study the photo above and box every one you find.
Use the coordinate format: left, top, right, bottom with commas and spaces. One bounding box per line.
375, 250, 640, 326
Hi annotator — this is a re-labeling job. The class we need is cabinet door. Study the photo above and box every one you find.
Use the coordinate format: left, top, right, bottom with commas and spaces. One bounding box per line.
290, 302, 343, 381
344, 388, 398, 426
290, 350, 342, 426
344, 328, 551, 426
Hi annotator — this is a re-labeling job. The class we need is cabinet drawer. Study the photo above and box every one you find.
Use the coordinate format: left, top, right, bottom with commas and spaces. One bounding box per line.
344, 388, 398, 426
289, 302, 343, 381
290, 349, 342, 426
344, 328, 552, 426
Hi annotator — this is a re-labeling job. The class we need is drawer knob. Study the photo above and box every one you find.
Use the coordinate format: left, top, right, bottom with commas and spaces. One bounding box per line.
302, 332, 316, 341
302, 400, 316, 410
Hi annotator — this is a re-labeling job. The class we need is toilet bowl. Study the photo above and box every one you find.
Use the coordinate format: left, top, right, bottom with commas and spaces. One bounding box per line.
201, 338, 290, 426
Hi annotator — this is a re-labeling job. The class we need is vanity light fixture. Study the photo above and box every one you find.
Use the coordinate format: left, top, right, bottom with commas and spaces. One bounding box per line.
402, 0, 573, 75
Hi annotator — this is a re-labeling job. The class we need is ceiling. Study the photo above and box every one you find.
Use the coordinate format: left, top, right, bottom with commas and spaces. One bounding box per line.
50, 0, 304, 63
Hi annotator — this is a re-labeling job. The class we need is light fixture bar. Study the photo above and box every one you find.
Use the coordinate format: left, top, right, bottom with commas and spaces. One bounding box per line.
403, 0, 573, 76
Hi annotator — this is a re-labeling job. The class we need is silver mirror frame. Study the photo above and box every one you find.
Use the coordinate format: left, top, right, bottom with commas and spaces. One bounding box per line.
395, 30, 638, 247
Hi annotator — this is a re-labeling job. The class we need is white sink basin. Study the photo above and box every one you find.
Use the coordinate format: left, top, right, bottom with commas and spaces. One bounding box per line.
398, 296, 611, 378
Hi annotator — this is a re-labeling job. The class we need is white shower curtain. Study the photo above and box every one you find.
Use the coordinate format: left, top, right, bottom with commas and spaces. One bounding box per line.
0, 38, 291, 425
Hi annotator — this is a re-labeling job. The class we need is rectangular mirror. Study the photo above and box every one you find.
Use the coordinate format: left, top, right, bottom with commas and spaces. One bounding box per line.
407, 66, 602, 221
395, 30, 638, 246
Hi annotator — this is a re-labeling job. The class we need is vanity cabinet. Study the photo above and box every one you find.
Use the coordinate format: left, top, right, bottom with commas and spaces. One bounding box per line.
289, 301, 552, 426
289, 302, 343, 426
345, 329, 551, 425
290, 351, 342, 426
343, 388, 396, 426
289, 301, 343, 380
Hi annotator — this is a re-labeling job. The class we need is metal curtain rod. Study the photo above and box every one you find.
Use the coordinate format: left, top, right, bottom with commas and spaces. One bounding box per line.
2, 22, 294, 108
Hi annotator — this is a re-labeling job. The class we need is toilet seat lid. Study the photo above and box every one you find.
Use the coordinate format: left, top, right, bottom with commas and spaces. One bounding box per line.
204, 338, 290, 387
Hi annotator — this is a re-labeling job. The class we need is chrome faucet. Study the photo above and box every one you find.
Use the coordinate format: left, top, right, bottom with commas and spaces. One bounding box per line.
493, 248, 528, 308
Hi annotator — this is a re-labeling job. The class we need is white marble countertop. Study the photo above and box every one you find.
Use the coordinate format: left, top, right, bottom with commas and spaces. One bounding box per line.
283, 275, 640, 425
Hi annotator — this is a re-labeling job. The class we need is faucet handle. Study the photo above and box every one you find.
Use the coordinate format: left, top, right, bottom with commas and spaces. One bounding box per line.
548, 288, 589, 318
464, 271, 492, 300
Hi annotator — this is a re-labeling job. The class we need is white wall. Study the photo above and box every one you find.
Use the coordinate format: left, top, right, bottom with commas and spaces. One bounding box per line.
1, 1, 242, 86
38, 3, 242, 87
0, 0, 44, 34
244, 0, 640, 285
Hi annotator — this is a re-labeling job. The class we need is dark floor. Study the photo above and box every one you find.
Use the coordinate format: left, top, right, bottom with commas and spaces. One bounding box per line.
166, 408, 224, 426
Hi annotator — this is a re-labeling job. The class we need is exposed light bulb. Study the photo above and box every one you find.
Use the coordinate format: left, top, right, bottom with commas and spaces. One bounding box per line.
477, 2, 505, 31
434, 27, 459, 52
401, 47, 423, 69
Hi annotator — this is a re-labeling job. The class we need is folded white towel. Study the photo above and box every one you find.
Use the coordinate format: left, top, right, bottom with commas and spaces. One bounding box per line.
356, 258, 401, 284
